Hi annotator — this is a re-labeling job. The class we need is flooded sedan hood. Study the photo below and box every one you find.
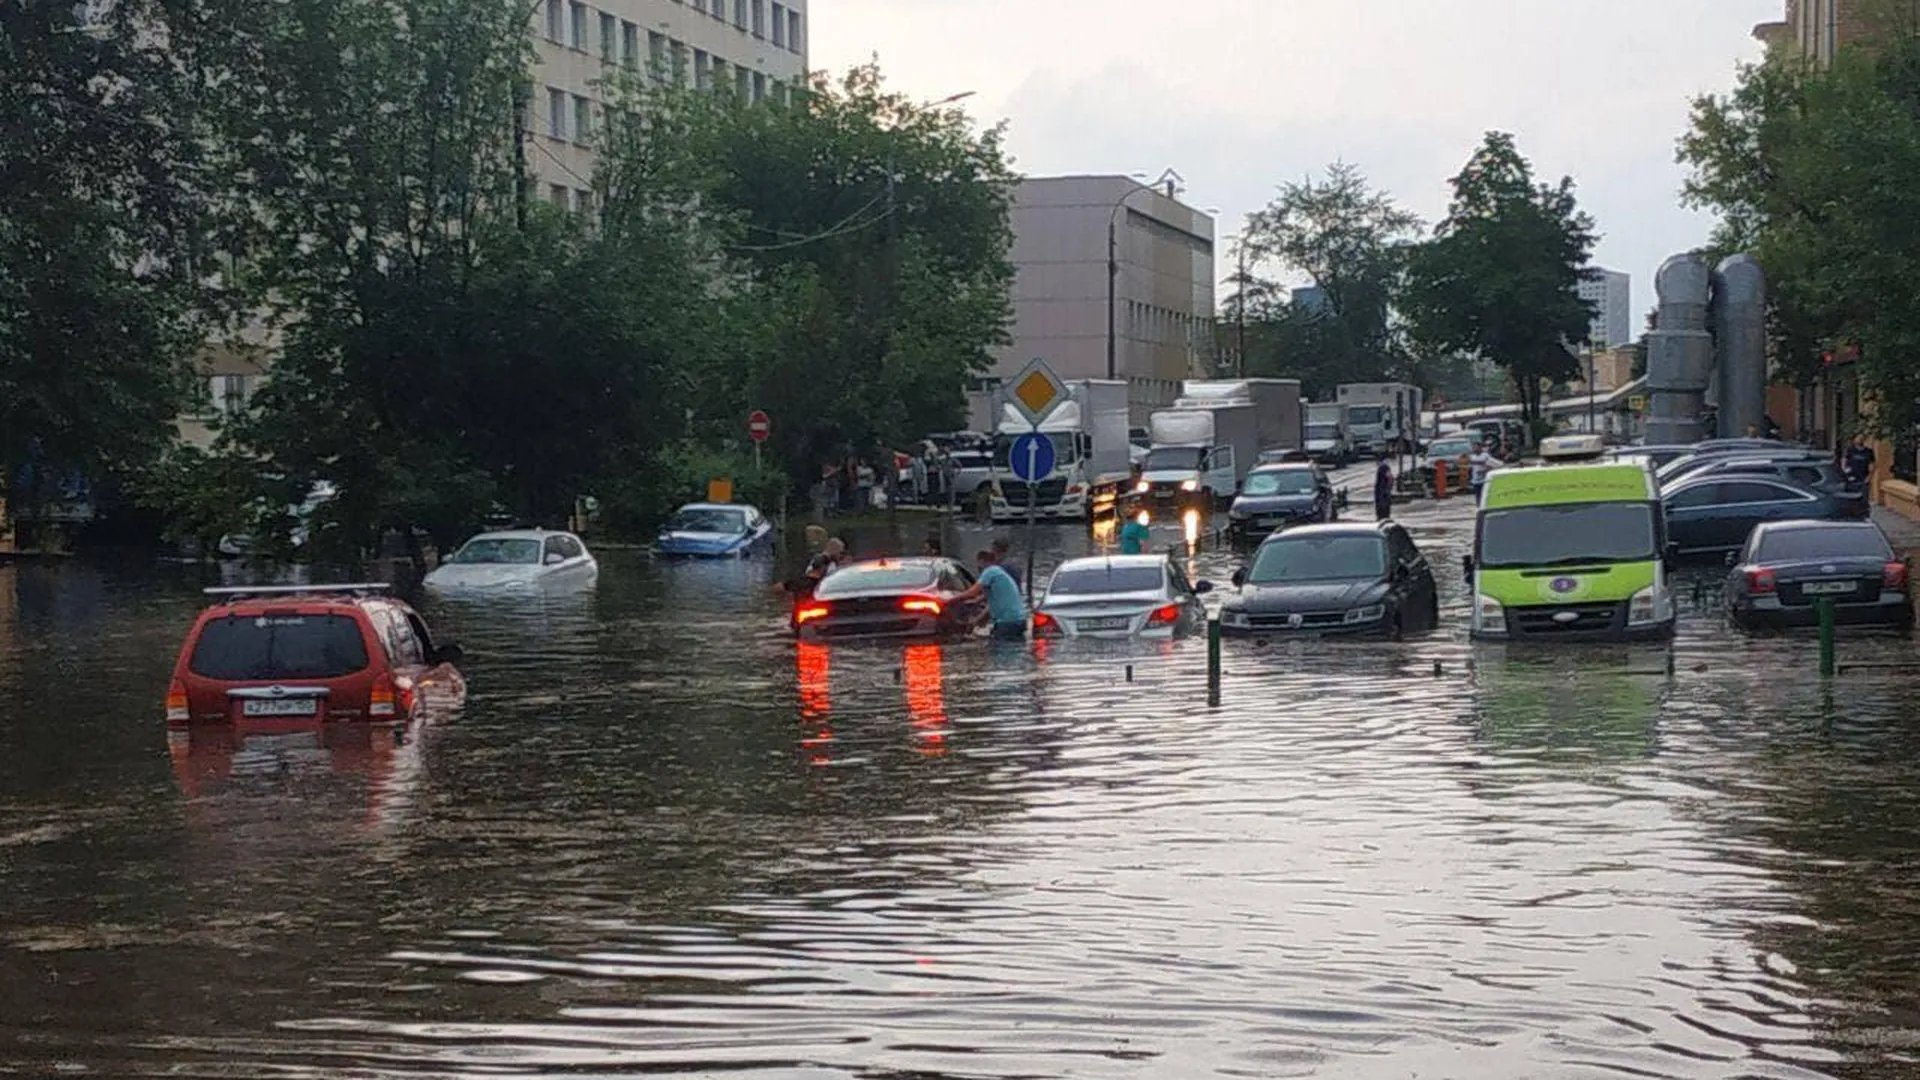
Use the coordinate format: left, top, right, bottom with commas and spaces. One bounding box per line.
656, 529, 749, 554
1229, 578, 1387, 613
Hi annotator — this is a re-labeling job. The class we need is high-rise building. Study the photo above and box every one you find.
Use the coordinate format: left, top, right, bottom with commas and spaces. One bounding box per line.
993, 175, 1216, 419
528, 0, 810, 211
1578, 267, 1631, 349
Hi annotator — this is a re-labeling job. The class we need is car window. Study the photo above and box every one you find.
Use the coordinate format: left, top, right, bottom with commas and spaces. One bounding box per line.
556, 534, 584, 559
1787, 466, 1824, 486
451, 537, 540, 564
1665, 482, 1723, 510
1722, 480, 1802, 504
378, 606, 425, 666
404, 611, 437, 658
937, 566, 967, 592
189, 613, 371, 680
543, 536, 569, 561
1166, 559, 1194, 595
815, 562, 941, 598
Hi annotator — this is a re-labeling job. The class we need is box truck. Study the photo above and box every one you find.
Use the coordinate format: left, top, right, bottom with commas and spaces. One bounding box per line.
1335, 382, 1425, 456
987, 379, 1132, 523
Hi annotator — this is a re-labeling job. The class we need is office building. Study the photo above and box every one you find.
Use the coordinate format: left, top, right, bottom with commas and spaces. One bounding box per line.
994, 175, 1216, 418
1753, 0, 1893, 66
1578, 267, 1631, 349
530, 0, 810, 211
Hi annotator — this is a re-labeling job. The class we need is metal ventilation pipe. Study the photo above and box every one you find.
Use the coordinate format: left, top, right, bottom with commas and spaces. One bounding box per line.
1643, 254, 1714, 446
1711, 254, 1768, 439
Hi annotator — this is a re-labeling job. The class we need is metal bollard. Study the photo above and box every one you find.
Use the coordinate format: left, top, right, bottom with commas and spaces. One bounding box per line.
1818, 597, 1836, 677
1434, 461, 1448, 500
1206, 615, 1222, 708
1125, 663, 1134, 683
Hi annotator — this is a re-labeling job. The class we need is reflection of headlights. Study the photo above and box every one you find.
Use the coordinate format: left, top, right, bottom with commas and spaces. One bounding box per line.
1475, 594, 1507, 635
1627, 584, 1671, 626
1180, 479, 1199, 492
1135, 480, 1150, 493
1221, 609, 1251, 628
1344, 604, 1386, 624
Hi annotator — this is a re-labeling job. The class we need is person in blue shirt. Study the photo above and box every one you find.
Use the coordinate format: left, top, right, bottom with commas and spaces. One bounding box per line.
1119, 510, 1152, 554
956, 548, 1027, 640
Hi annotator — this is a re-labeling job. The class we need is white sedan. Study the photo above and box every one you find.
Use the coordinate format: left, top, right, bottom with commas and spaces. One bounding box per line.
423, 529, 599, 591
1031, 554, 1214, 639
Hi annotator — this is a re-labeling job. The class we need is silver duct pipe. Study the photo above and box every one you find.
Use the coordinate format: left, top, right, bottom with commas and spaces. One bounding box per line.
1643, 254, 1714, 445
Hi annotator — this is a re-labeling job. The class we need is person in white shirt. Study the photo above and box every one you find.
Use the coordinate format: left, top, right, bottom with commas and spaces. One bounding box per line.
1468, 446, 1498, 496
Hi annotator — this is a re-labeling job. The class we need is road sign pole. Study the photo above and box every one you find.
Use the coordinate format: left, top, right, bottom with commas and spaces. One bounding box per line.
754, 441, 762, 473
1025, 424, 1038, 606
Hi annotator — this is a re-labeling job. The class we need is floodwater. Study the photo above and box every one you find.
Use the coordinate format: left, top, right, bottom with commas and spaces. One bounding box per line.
4, 476, 1920, 1079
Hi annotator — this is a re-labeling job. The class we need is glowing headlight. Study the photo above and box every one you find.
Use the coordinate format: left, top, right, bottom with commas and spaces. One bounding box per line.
1180, 478, 1199, 492
1135, 480, 1150, 493
1344, 604, 1386, 624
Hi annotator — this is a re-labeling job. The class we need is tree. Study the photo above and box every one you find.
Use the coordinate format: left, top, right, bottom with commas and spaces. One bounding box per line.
1404, 132, 1598, 428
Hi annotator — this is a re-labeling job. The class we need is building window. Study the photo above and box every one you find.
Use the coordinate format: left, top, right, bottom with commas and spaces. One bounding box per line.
769, 79, 783, 106
710, 57, 728, 92
694, 48, 711, 90
735, 65, 750, 98
710, 0, 725, 19
786, 8, 802, 52
544, 0, 562, 41
209, 374, 252, 417
750, 0, 764, 37
648, 30, 666, 79
573, 94, 591, 141
568, 0, 586, 49
770, 2, 784, 45
751, 70, 765, 103
550, 183, 569, 207
598, 11, 615, 61
573, 188, 592, 214
547, 86, 567, 138
733, 0, 746, 29
670, 39, 687, 84
621, 20, 638, 66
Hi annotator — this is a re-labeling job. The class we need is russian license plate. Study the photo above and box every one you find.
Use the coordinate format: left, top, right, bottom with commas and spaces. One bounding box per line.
1076, 616, 1132, 632
241, 697, 320, 717
1802, 580, 1857, 595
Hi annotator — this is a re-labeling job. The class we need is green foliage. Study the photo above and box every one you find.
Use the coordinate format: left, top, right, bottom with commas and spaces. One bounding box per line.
1403, 132, 1598, 425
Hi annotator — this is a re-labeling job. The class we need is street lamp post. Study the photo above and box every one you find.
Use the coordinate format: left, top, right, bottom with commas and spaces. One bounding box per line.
1105, 169, 1178, 383
1587, 346, 1597, 435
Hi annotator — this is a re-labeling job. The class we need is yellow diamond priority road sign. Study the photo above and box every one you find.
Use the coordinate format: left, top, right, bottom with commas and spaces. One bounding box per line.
1006, 358, 1068, 428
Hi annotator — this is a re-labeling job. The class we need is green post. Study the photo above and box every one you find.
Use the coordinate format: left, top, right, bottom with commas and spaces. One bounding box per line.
1207, 614, 1222, 708
1818, 597, 1837, 677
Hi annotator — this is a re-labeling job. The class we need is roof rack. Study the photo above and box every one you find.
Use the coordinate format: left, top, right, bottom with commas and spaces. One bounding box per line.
202, 583, 391, 602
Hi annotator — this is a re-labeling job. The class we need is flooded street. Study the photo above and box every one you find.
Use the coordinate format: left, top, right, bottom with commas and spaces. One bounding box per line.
5, 473, 1920, 1079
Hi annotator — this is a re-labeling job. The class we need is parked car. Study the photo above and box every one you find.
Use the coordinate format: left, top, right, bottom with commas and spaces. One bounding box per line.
945, 447, 995, 500
652, 503, 775, 558
216, 479, 338, 557
1220, 521, 1439, 638
1725, 520, 1913, 631
1662, 474, 1854, 556
166, 583, 465, 727
1682, 455, 1868, 518
1658, 446, 1828, 488
1605, 444, 1697, 471
1416, 433, 1483, 491
1031, 554, 1212, 639
425, 529, 599, 589
793, 557, 987, 640
1227, 463, 1336, 543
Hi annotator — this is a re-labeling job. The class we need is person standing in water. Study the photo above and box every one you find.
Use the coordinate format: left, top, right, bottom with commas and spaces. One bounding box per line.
1119, 510, 1152, 555
1373, 459, 1394, 521
955, 548, 1027, 641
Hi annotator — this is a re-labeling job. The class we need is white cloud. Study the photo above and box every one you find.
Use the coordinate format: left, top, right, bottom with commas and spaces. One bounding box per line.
812, 0, 1782, 322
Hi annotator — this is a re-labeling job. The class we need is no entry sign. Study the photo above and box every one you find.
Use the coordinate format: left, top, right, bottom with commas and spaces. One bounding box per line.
747, 410, 771, 443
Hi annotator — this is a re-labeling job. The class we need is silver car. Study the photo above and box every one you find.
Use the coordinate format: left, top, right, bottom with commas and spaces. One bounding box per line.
1032, 554, 1213, 639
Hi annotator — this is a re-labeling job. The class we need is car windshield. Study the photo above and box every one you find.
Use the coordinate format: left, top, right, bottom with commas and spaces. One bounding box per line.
1145, 446, 1204, 471
1305, 424, 1337, 440
1248, 534, 1386, 583
1427, 439, 1474, 458
1048, 564, 1165, 596
815, 563, 940, 598
667, 508, 747, 533
450, 538, 541, 565
1755, 528, 1891, 562
1346, 406, 1384, 425
1478, 503, 1658, 569
189, 613, 371, 680
1243, 470, 1316, 496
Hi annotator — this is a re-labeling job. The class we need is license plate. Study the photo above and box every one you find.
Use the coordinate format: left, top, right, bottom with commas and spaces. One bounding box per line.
1802, 580, 1857, 595
1076, 616, 1132, 631
241, 698, 319, 717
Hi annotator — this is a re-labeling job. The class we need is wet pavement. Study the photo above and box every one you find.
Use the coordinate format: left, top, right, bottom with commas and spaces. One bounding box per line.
4, 461, 1920, 1078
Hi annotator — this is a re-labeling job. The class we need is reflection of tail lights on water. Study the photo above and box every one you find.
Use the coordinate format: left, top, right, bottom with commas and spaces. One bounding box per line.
902, 643, 949, 757
795, 641, 833, 766
166, 718, 422, 834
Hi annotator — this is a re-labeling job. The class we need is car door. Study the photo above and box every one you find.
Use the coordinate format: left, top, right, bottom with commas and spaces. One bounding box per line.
1719, 480, 1819, 550
1664, 481, 1728, 552
1393, 525, 1437, 626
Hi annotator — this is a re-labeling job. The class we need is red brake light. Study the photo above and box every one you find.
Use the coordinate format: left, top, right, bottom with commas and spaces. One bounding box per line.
369, 670, 397, 717
166, 679, 189, 724
795, 602, 831, 624
1147, 604, 1181, 625
1886, 561, 1908, 589
901, 598, 944, 616
1746, 568, 1776, 594
1032, 610, 1059, 635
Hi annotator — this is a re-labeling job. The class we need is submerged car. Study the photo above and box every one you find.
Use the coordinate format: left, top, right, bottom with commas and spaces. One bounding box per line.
654, 503, 775, 558
793, 557, 986, 640
1227, 463, 1335, 542
1220, 521, 1439, 638
1031, 554, 1212, 639
1725, 520, 1912, 631
166, 583, 465, 727
423, 529, 598, 590
1662, 474, 1852, 556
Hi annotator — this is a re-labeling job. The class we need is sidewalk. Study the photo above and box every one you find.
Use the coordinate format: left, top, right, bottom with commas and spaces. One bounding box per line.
1875, 504, 1920, 558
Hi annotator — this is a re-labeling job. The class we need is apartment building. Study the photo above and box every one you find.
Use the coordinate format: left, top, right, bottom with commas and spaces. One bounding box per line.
1577, 267, 1631, 349
531, 0, 810, 211
994, 175, 1216, 420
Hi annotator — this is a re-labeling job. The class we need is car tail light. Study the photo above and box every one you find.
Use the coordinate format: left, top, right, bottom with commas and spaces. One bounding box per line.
1746, 568, 1776, 594
1147, 604, 1181, 626
166, 679, 189, 724
1032, 610, 1060, 636
795, 602, 832, 624
1886, 561, 1908, 589
370, 671, 398, 718
901, 598, 944, 616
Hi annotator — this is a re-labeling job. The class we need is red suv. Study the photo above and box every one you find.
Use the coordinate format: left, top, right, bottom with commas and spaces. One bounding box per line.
165, 584, 465, 728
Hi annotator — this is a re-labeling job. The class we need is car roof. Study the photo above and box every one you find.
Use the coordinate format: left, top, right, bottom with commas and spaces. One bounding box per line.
1664, 471, 1814, 493
1483, 463, 1656, 506
1754, 519, 1881, 535
198, 583, 399, 615
1248, 461, 1316, 472
1257, 522, 1389, 542
1053, 554, 1169, 571
675, 503, 755, 513
838, 557, 946, 570
464, 528, 577, 541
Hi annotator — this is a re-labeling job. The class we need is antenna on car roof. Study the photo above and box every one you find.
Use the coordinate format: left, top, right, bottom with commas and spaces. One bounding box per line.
201, 583, 392, 602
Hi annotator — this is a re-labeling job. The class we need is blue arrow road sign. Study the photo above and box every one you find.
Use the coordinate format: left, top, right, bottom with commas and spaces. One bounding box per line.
1009, 431, 1056, 483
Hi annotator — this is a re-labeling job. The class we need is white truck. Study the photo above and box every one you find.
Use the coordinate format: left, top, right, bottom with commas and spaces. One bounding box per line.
1335, 382, 1425, 456
1175, 379, 1304, 459
1303, 402, 1354, 465
1134, 402, 1260, 516
987, 379, 1131, 523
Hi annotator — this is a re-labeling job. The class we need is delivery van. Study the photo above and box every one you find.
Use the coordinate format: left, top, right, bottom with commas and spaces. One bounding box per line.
1463, 463, 1676, 641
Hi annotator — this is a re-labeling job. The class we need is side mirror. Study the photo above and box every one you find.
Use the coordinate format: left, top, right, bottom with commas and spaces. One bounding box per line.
1461, 554, 1475, 583
1194, 580, 1214, 594
1230, 569, 1247, 588
431, 643, 464, 667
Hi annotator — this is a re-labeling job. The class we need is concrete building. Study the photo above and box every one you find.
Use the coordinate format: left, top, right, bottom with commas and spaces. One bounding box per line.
1578, 267, 1631, 349
1752, 0, 1898, 65
1570, 345, 1637, 397
994, 175, 1216, 419
529, 0, 810, 211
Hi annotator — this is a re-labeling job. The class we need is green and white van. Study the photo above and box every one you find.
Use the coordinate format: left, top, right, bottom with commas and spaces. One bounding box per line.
1465, 463, 1676, 641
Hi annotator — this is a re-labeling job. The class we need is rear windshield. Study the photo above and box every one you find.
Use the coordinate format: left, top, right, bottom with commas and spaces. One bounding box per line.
1756, 528, 1891, 562
189, 613, 371, 680
1048, 564, 1165, 596
815, 563, 939, 598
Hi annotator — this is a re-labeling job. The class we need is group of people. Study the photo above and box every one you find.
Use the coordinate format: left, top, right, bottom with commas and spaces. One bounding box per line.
780, 528, 1031, 641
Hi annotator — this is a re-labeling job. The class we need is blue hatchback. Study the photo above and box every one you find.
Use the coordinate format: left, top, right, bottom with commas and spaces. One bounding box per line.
655, 503, 775, 558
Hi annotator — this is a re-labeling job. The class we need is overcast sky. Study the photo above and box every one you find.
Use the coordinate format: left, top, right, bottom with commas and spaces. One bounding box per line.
812, 0, 1781, 323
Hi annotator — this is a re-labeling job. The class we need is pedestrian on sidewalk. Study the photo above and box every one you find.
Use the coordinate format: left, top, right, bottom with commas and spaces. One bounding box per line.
1467, 445, 1497, 500
955, 548, 1027, 641
1844, 434, 1875, 490
1373, 459, 1394, 521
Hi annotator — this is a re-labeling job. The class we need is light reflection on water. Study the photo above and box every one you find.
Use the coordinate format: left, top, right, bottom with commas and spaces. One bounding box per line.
1, 488, 1918, 1078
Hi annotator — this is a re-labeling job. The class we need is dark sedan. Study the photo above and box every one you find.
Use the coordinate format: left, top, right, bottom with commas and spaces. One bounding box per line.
1219, 521, 1438, 638
1726, 521, 1912, 630
1227, 464, 1335, 542
1683, 455, 1868, 518
793, 558, 986, 640
1657, 445, 1820, 487
1663, 474, 1854, 556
